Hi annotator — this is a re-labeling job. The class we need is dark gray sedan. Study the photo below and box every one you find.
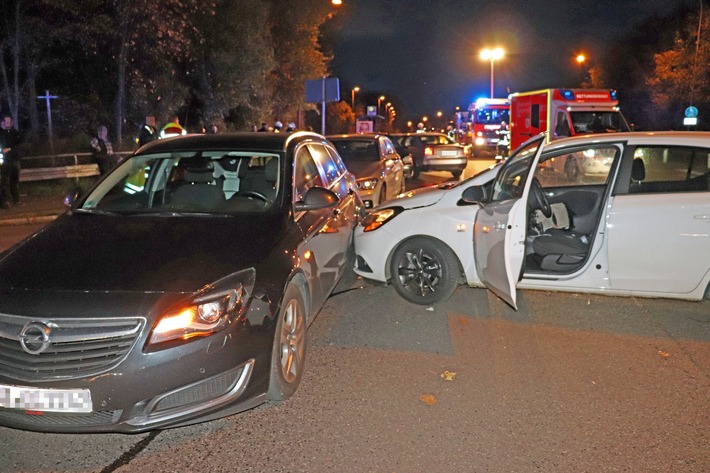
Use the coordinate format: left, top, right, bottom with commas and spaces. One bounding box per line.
0, 132, 362, 432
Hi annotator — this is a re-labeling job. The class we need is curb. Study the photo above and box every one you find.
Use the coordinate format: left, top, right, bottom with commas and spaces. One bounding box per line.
0, 214, 60, 226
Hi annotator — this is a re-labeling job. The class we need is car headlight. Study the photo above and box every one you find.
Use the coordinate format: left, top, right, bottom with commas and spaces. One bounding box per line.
361, 206, 403, 232
357, 178, 378, 190
148, 268, 255, 346
0, 153, 3, 165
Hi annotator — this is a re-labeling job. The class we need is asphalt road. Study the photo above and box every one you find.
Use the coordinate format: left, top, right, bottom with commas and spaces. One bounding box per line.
1, 163, 708, 473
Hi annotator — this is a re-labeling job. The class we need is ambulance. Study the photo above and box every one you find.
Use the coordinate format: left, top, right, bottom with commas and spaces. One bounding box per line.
508, 88, 630, 150
467, 98, 510, 156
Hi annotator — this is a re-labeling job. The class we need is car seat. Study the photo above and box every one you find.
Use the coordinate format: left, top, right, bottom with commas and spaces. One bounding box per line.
233, 158, 279, 200
170, 156, 226, 210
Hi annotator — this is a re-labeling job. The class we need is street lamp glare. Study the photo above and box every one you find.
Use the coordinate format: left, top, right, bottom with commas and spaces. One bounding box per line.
576, 54, 586, 64
481, 47, 505, 98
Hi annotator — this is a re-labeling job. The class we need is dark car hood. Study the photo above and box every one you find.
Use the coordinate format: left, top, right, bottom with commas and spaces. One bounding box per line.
342, 160, 381, 179
0, 212, 290, 293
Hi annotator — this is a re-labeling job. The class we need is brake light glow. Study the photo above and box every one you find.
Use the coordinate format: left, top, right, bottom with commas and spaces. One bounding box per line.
424, 147, 434, 156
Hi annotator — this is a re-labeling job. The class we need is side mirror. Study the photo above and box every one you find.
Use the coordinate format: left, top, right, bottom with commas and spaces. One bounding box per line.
63, 187, 83, 208
461, 185, 487, 204
294, 186, 339, 212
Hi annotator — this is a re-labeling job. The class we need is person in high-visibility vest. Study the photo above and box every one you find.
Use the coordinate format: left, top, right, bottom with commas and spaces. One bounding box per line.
160, 115, 186, 138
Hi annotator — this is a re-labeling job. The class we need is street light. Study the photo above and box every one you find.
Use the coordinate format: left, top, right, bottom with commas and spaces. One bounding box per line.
377, 95, 385, 115
480, 47, 504, 98
351, 86, 360, 110
576, 54, 586, 85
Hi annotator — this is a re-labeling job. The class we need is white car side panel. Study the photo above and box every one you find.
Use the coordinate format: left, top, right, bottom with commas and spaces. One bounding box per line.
607, 192, 710, 295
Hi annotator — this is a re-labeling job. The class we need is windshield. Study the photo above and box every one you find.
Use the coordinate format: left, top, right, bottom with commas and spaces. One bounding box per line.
474, 108, 509, 125
331, 140, 380, 162
80, 151, 281, 215
489, 135, 544, 202
570, 111, 630, 134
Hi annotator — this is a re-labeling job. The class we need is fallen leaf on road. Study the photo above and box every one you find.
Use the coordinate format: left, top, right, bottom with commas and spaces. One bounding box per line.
440, 370, 457, 381
458, 317, 469, 325
420, 394, 437, 406
658, 350, 671, 358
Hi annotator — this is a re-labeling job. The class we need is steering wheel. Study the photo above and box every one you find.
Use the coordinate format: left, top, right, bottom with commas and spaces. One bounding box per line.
233, 191, 269, 202
529, 178, 552, 218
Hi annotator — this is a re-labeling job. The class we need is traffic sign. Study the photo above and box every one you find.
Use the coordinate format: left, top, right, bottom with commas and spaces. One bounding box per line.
685, 106, 698, 118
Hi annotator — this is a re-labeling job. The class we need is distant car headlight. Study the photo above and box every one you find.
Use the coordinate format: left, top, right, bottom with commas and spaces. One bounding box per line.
148, 268, 255, 346
0, 152, 3, 165
361, 206, 403, 232
357, 178, 378, 190
474, 137, 486, 146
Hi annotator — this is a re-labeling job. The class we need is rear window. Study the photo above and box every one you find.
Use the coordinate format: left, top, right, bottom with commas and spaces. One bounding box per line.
331, 140, 380, 162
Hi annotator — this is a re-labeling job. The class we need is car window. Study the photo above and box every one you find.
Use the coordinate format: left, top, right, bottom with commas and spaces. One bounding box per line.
330, 139, 380, 163
420, 134, 453, 145
325, 144, 349, 175
307, 143, 342, 185
82, 151, 281, 214
535, 145, 619, 188
294, 145, 325, 201
490, 136, 543, 202
382, 137, 395, 155
627, 146, 710, 194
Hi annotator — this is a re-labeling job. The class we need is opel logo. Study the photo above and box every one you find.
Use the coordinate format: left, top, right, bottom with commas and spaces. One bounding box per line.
19, 322, 52, 355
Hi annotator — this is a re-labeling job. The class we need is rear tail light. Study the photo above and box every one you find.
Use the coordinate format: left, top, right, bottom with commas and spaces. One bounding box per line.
424, 147, 434, 156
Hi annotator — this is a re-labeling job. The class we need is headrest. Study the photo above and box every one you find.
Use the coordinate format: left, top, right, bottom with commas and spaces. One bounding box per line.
181, 156, 214, 183
631, 157, 645, 182
219, 156, 240, 172
182, 156, 214, 173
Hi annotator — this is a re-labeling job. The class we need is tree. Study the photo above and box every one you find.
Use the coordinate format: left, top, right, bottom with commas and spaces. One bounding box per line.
647, 10, 710, 128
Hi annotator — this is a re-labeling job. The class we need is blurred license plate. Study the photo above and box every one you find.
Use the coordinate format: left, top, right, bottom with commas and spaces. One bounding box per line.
441, 150, 458, 156
0, 384, 92, 413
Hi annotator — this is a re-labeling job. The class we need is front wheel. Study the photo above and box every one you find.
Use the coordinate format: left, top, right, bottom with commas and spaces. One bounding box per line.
451, 170, 462, 179
389, 237, 460, 305
267, 283, 307, 401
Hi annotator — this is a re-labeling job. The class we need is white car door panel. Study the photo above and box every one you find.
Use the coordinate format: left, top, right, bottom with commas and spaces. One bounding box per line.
607, 193, 710, 295
473, 198, 528, 308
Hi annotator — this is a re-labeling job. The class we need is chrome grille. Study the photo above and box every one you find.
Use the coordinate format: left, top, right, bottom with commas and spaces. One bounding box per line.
0, 314, 144, 381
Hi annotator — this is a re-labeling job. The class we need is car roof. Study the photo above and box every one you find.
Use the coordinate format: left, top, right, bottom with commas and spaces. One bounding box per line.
135, 131, 326, 155
544, 131, 710, 152
390, 132, 448, 137
326, 133, 386, 141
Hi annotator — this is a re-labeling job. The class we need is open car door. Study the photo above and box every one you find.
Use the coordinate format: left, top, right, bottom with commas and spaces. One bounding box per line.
473, 135, 546, 309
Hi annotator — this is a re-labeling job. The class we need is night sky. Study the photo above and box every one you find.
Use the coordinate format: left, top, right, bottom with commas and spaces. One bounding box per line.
330, 0, 693, 120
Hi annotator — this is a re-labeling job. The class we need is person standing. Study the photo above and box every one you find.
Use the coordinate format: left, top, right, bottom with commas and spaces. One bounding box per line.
90, 125, 115, 175
160, 114, 187, 138
0, 116, 23, 208
138, 116, 158, 146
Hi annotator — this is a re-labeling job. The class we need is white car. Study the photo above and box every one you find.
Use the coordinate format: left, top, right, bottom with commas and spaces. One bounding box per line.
354, 132, 710, 307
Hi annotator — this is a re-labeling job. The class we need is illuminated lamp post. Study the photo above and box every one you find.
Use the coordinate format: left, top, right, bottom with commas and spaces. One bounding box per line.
576, 54, 586, 85
377, 95, 386, 115
480, 48, 504, 98
351, 86, 360, 110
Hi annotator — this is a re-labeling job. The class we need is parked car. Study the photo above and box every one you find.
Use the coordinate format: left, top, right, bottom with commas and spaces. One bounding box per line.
391, 132, 467, 179
381, 132, 415, 178
327, 134, 406, 209
354, 131, 710, 306
0, 132, 362, 433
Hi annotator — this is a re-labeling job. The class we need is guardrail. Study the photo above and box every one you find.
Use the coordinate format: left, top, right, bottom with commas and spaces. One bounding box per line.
17, 151, 133, 182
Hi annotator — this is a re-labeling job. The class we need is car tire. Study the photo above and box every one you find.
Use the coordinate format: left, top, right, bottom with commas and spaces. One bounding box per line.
451, 170, 462, 179
412, 167, 420, 179
389, 237, 460, 305
267, 282, 307, 401
378, 185, 387, 206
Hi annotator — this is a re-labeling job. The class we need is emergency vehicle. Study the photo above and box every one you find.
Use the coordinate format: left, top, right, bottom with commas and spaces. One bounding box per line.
508, 89, 630, 150
467, 98, 510, 156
